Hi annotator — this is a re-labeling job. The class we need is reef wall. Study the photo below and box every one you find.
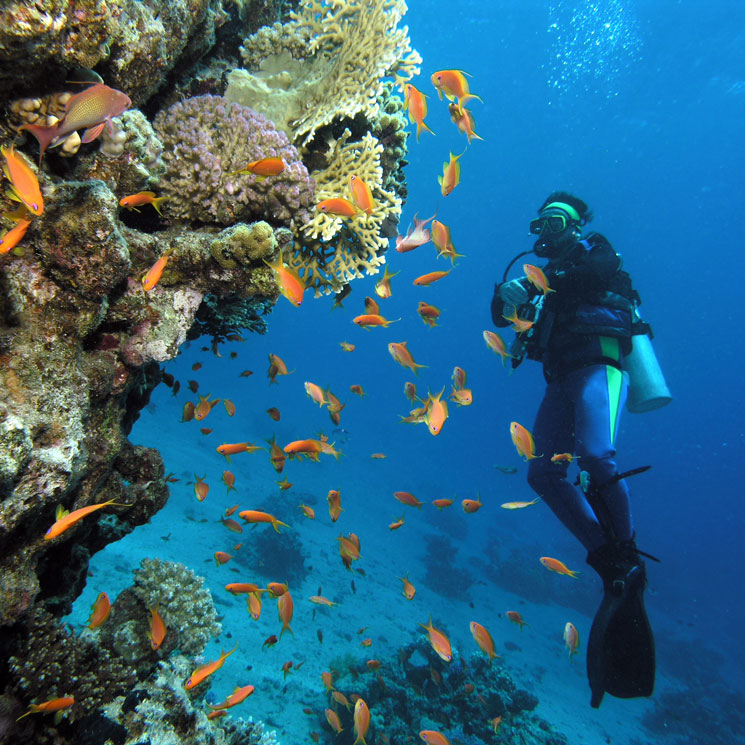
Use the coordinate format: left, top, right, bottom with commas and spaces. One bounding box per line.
0, 0, 417, 742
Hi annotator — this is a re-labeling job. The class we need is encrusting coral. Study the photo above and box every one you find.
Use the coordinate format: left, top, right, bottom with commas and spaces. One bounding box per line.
153, 94, 315, 227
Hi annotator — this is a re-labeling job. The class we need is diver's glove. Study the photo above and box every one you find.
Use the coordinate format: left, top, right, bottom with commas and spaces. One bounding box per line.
499, 278, 529, 307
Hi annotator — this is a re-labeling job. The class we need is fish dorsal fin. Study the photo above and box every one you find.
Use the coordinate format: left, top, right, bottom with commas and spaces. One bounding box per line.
55, 504, 69, 521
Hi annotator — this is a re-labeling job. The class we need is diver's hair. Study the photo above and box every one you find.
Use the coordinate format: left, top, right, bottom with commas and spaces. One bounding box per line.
538, 191, 593, 224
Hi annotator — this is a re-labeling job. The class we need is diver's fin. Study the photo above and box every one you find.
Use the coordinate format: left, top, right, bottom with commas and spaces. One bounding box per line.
586, 547, 655, 707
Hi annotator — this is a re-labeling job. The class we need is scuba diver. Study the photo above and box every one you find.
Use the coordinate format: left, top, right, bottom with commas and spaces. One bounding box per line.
491, 192, 669, 707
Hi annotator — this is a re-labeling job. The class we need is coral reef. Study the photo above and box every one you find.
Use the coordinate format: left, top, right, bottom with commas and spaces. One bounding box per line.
236, 521, 309, 588
153, 94, 315, 227
421, 534, 476, 601
318, 638, 566, 745
234, 0, 421, 146
131, 558, 221, 656
7, 606, 136, 728
286, 130, 401, 295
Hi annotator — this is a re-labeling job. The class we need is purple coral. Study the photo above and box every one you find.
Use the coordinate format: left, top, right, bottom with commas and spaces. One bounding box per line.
153, 94, 314, 227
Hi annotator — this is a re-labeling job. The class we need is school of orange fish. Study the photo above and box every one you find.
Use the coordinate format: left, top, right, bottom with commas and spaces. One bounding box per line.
3, 73, 584, 744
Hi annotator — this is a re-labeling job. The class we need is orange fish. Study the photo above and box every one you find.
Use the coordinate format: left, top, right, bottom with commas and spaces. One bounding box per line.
194, 393, 219, 420
470, 621, 499, 664
247, 591, 262, 620
366, 659, 381, 670
148, 605, 167, 650
225, 504, 240, 517
448, 103, 483, 144
141, 249, 173, 291
374, 265, 399, 298
419, 615, 452, 662
419, 731, 451, 745
299, 504, 315, 519
1, 145, 44, 216
276, 475, 293, 491
207, 684, 255, 709
360, 637, 372, 647
340, 341, 355, 352
216, 441, 264, 462
461, 494, 483, 513
193, 474, 209, 502
45, 499, 130, 540
181, 401, 195, 422
325, 708, 343, 734
506, 611, 528, 630
281, 660, 293, 679
207, 710, 227, 721
395, 211, 435, 252
266, 434, 286, 473
394, 491, 424, 508
417, 301, 441, 328
483, 329, 512, 365
265, 251, 306, 307
230, 157, 285, 178
541, 556, 580, 578
214, 551, 233, 566
262, 634, 278, 649
403, 83, 435, 140
388, 514, 405, 531
370, 452, 387, 459
564, 621, 580, 660
268, 353, 293, 384
200, 427, 213, 436
225, 582, 263, 595
363, 295, 380, 315
278, 590, 294, 638
399, 573, 416, 600
349, 384, 365, 396
16, 696, 75, 722
87, 591, 111, 629
220, 517, 243, 532
500, 498, 540, 510
404, 381, 417, 402
20, 83, 131, 162
353, 698, 370, 745
425, 388, 448, 436
349, 174, 375, 215
321, 671, 335, 691
449, 387, 472, 406
266, 407, 281, 421
327, 489, 344, 522
353, 313, 398, 329
430, 219, 464, 264
283, 438, 323, 461
309, 595, 337, 607
488, 715, 502, 734
0, 216, 32, 255
185, 643, 238, 689
438, 151, 463, 197
523, 263, 555, 295
413, 269, 451, 286
431, 69, 481, 112
223, 398, 236, 416
317, 197, 359, 217
304, 381, 327, 406
119, 191, 168, 215
503, 308, 534, 333
510, 421, 539, 460
240, 369, 253, 377
222, 470, 236, 494
431, 498, 454, 510
238, 509, 289, 533
388, 341, 427, 375
551, 452, 578, 463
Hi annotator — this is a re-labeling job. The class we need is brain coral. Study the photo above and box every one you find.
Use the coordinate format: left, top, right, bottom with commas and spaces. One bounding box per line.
153, 94, 314, 227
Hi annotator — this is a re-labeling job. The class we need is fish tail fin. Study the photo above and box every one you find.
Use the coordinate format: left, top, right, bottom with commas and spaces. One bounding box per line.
152, 196, 169, 216
18, 122, 59, 163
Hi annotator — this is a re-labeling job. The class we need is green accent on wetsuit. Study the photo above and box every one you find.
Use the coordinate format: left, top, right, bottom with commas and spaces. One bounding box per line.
600, 337, 622, 444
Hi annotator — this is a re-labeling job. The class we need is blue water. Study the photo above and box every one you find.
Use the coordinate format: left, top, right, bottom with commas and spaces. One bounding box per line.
75, 2, 745, 743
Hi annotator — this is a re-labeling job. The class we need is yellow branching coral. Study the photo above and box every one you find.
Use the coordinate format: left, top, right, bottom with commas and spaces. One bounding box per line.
232, 0, 421, 146
286, 130, 401, 296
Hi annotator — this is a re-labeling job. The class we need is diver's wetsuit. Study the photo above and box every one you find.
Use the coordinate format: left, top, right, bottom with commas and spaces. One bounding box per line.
492, 235, 635, 551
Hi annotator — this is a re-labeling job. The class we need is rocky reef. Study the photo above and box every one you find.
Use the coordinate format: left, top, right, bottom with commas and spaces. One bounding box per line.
0, 0, 418, 742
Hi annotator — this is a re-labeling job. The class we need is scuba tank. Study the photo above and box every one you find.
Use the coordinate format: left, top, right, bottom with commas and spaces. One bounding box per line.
623, 306, 671, 413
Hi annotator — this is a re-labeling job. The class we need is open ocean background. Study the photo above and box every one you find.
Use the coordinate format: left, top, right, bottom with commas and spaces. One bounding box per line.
70, 2, 745, 743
